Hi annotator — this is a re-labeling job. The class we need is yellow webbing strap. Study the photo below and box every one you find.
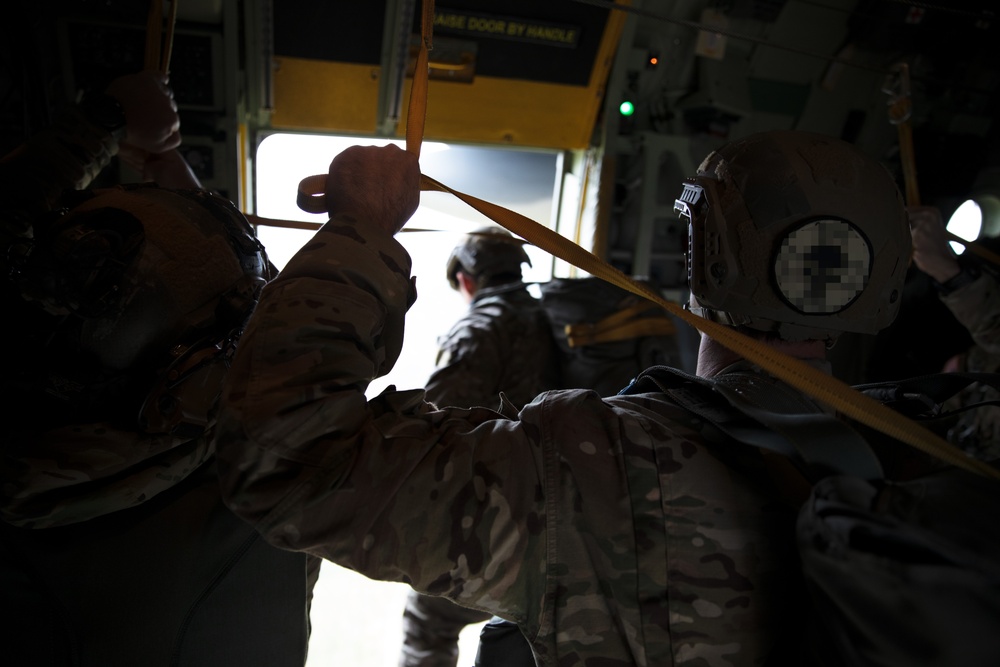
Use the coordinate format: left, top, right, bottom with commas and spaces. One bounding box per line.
946, 231, 1000, 268
566, 317, 676, 348
886, 65, 1000, 271
160, 0, 178, 74
564, 302, 677, 348
298, 0, 998, 480
885, 64, 923, 208
144, 0, 178, 74
405, 0, 435, 157
144, 0, 163, 72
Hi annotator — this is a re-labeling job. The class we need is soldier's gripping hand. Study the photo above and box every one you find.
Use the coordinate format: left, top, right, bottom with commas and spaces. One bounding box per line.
908, 205, 961, 283
105, 71, 182, 155
325, 145, 421, 236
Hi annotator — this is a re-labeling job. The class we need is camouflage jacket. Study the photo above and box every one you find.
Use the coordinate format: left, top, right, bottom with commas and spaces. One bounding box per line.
942, 274, 1000, 460
1, 108, 213, 528
214, 219, 798, 666
425, 283, 558, 410
944, 273, 1000, 355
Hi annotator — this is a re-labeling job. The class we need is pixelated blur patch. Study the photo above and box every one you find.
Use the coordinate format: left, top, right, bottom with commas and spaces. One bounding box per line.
775, 219, 871, 313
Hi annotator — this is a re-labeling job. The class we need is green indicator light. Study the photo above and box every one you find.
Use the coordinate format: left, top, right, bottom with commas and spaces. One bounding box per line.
619, 100, 635, 116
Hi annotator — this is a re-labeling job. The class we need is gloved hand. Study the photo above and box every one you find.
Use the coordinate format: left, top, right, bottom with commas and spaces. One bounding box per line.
325, 145, 421, 236
105, 70, 182, 155
908, 205, 961, 283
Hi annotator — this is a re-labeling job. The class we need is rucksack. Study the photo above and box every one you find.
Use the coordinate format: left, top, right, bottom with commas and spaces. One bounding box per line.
620, 365, 1000, 667
538, 277, 693, 395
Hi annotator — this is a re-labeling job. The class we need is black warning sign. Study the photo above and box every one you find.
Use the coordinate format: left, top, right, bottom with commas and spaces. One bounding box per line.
433, 8, 581, 48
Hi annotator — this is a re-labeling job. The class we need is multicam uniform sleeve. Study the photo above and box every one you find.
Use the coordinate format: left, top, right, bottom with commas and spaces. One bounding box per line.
0, 106, 119, 243
942, 273, 1000, 354
213, 218, 549, 622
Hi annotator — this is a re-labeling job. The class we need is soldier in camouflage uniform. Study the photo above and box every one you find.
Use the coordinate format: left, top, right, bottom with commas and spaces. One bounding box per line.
1, 72, 311, 665
909, 205, 1000, 461
400, 227, 557, 667
214, 130, 910, 666
425, 226, 558, 411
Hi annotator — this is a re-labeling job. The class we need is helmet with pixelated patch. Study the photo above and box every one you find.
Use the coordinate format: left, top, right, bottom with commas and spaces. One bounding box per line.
674, 130, 910, 342
445, 226, 531, 290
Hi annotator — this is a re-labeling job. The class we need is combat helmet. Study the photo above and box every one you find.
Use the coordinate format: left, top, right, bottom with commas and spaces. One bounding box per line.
10, 183, 272, 434
674, 130, 910, 342
446, 225, 531, 290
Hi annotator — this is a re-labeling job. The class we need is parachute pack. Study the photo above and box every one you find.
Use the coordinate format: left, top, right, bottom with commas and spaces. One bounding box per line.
537, 277, 693, 396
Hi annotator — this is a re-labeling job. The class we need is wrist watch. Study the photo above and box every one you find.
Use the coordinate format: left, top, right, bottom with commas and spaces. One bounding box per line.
79, 92, 127, 141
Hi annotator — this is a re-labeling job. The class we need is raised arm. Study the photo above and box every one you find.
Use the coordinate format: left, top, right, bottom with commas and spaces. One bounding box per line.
213, 146, 546, 620
0, 70, 180, 240
909, 205, 1000, 353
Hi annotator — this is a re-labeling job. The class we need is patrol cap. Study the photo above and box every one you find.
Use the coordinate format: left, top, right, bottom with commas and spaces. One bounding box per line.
446, 226, 531, 290
674, 130, 910, 342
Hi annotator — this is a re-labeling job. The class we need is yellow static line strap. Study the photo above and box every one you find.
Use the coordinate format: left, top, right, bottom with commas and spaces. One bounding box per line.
161, 0, 178, 74
248, 214, 452, 235
144, 0, 178, 74
884, 63, 920, 207
144, 0, 163, 72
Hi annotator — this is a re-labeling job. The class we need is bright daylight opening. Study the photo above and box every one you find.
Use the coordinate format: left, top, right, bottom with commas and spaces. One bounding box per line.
254, 132, 561, 667
945, 199, 983, 255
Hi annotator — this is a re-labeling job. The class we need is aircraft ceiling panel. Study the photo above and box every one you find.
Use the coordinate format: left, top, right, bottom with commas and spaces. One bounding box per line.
747, 2, 852, 84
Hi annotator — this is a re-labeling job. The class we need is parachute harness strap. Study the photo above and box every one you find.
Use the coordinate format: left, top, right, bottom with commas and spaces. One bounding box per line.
564, 302, 677, 348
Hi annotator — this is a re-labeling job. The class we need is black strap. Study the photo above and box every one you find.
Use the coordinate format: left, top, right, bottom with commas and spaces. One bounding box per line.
621, 366, 883, 480
623, 369, 801, 460
854, 372, 1000, 419
711, 373, 884, 481
475, 617, 535, 667
623, 367, 1000, 481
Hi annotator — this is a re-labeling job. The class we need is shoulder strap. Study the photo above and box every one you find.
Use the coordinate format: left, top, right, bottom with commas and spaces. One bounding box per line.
710, 372, 884, 481
620, 366, 801, 460
621, 366, 884, 481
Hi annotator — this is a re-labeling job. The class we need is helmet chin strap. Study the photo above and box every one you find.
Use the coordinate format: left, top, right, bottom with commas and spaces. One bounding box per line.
138, 333, 237, 437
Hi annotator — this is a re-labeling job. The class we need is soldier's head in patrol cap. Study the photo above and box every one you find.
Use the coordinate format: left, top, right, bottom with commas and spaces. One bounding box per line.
674, 129, 910, 342
446, 226, 532, 292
